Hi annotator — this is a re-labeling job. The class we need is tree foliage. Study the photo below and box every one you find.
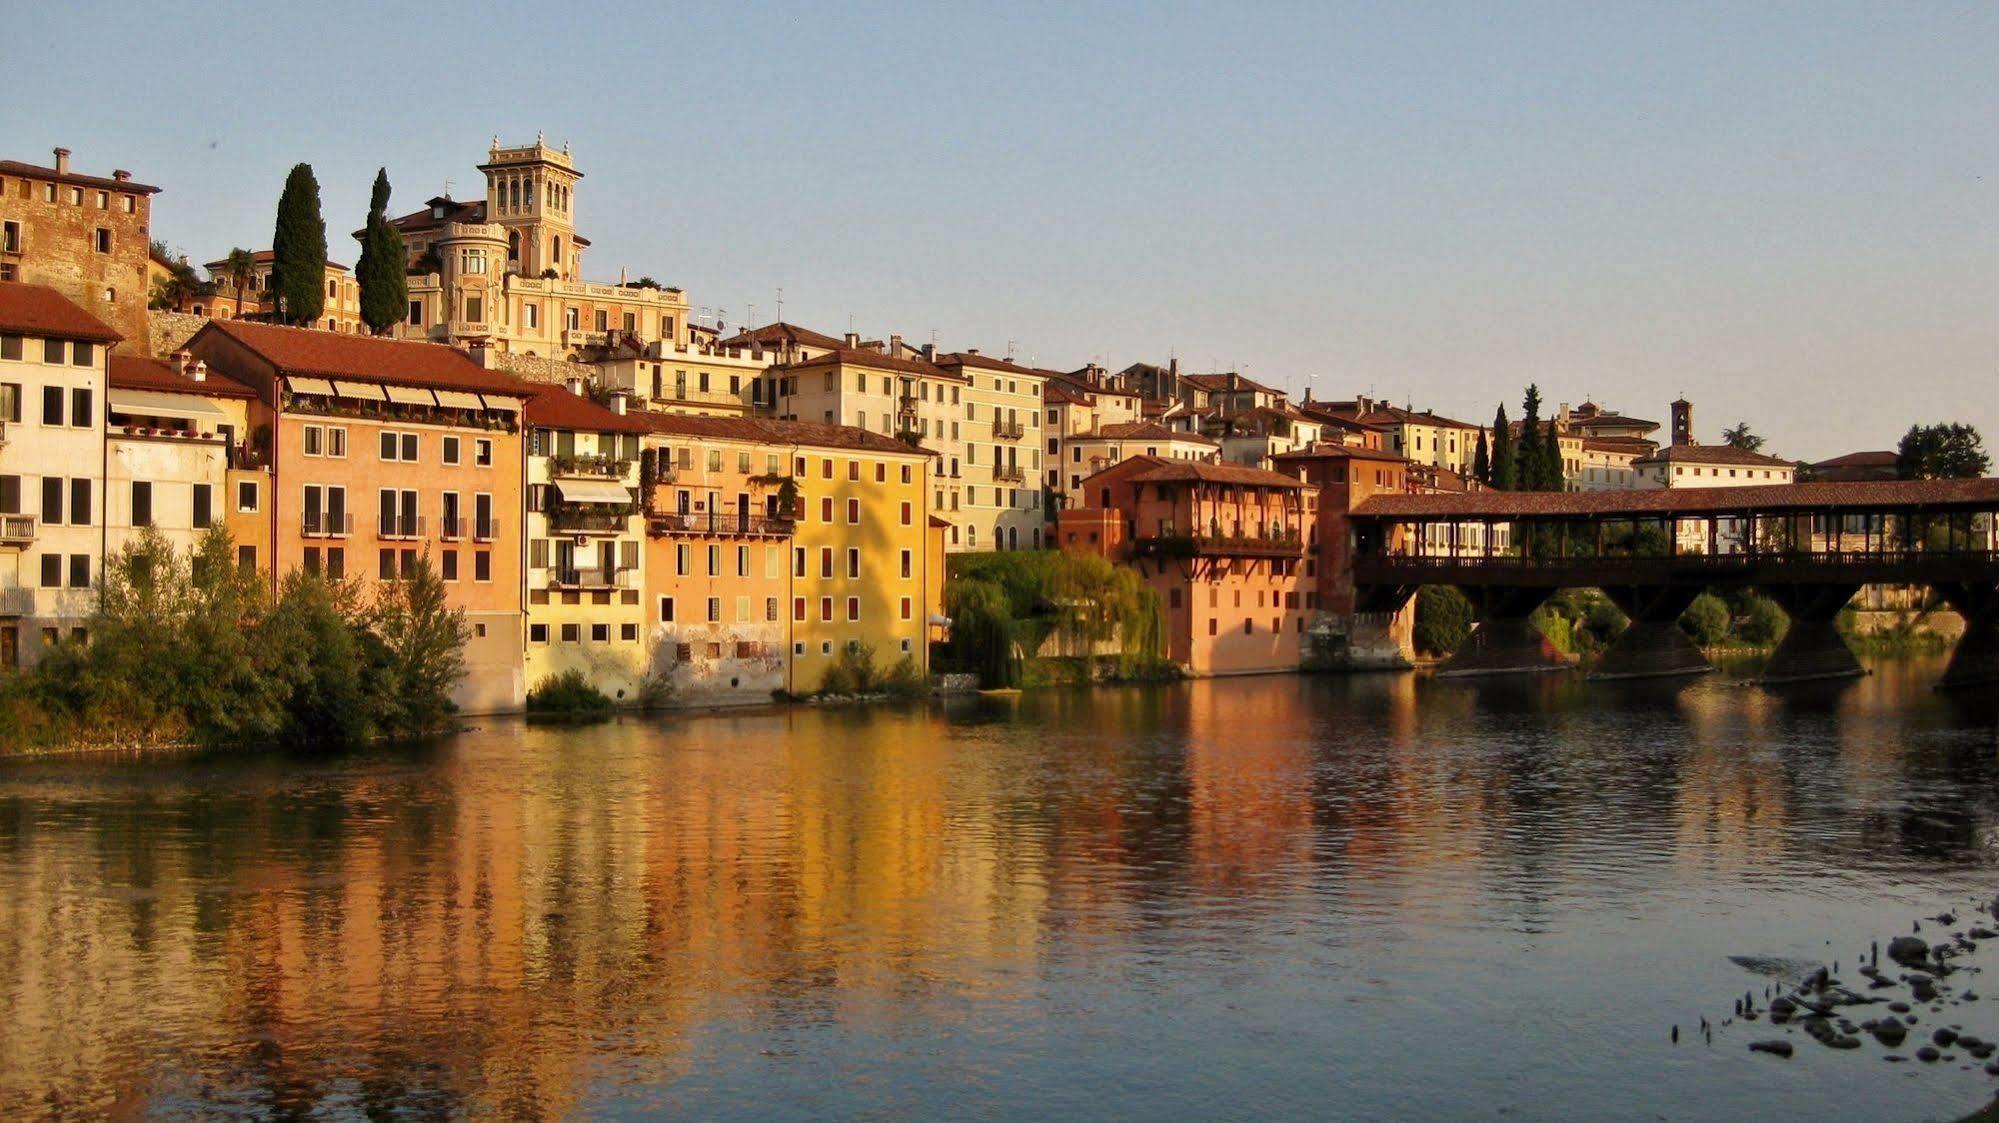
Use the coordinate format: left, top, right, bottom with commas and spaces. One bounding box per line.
1896, 423, 1990, 480
1721, 422, 1765, 452
1490, 404, 1516, 491
270, 163, 327, 325
1679, 593, 1730, 646
1472, 429, 1490, 485
356, 168, 409, 335
1414, 585, 1474, 656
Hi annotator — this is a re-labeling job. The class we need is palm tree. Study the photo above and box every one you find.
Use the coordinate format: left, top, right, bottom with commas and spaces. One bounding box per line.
221, 247, 257, 317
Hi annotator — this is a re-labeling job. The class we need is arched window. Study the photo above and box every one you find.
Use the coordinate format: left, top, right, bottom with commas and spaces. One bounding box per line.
550, 235, 561, 266
507, 230, 520, 262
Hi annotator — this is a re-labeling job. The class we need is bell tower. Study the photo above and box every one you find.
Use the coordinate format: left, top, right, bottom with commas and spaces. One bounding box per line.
479, 134, 583, 281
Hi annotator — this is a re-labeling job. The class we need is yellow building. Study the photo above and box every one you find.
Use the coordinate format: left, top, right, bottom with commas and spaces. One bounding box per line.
199, 251, 364, 333
521, 380, 650, 702
104, 351, 262, 565
595, 340, 763, 417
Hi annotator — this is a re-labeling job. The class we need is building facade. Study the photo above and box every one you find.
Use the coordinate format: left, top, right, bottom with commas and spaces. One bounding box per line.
0, 148, 158, 353
104, 352, 258, 562
187, 319, 534, 713
0, 283, 117, 666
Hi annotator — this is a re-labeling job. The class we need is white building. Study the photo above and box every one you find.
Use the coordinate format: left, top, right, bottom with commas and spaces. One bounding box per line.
0, 283, 114, 666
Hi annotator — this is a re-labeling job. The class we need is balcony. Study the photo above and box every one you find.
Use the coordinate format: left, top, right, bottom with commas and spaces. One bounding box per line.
1131, 530, 1306, 560
0, 586, 32, 615
302, 513, 356, 538
473, 518, 501, 542
377, 515, 428, 541
993, 464, 1027, 483
994, 419, 1025, 441
548, 507, 631, 535
439, 515, 463, 540
549, 454, 630, 479
550, 566, 637, 591
647, 510, 795, 538
0, 514, 33, 546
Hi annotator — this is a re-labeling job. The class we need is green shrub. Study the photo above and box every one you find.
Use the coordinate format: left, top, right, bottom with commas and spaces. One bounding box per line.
882, 655, 928, 700
527, 669, 617, 719
1414, 585, 1474, 656
818, 641, 880, 695
1736, 594, 1790, 647
1680, 593, 1730, 646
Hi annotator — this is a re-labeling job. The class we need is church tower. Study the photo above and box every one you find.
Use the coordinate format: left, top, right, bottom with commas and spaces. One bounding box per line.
479, 135, 584, 282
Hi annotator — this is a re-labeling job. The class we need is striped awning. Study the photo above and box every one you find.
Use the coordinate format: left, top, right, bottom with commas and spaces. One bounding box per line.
384, 385, 435, 406
434, 389, 484, 409
286, 376, 336, 396
108, 389, 226, 422
332, 381, 384, 401
555, 480, 634, 504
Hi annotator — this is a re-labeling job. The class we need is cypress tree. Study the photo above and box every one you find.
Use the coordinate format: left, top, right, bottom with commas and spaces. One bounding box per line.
1544, 418, 1564, 490
271, 163, 327, 326
1490, 404, 1516, 491
1518, 384, 1544, 491
1472, 429, 1490, 486
356, 168, 408, 335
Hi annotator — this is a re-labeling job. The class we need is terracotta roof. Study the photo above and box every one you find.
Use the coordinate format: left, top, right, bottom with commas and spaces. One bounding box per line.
1182, 371, 1286, 398
1570, 413, 1659, 433
0, 159, 159, 195
1090, 420, 1218, 445
1352, 478, 1999, 520
783, 346, 966, 382
1115, 455, 1308, 490
202, 249, 350, 273
1044, 382, 1093, 407
933, 351, 1048, 378
1357, 405, 1482, 431
382, 196, 488, 235
0, 282, 122, 343
1812, 450, 1898, 469
634, 411, 933, 456
1633, 444, 1792, 468
107, 355, 256, 399
716, 321, 847, 352
1296, 404, 1391, 433
1581, 436, 1657, 454
1273, 443, 1409, 464
192, 320, 531, 397
523, 382, 651, 433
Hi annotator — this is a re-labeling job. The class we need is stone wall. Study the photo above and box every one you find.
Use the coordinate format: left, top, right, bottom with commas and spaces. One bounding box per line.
1304, 608, 1415, 671
147, 311, 207, 357
491, 350, 585, 386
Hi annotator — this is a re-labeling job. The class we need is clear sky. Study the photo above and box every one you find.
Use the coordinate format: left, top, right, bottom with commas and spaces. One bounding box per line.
10, 1, 1997, 460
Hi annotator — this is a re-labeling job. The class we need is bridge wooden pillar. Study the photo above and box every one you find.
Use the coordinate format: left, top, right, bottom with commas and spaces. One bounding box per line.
1935, 581, 1999, 690
1589, 585, 1713, 681
1759, 583, 1864, 684
1436, 586, 1568, 678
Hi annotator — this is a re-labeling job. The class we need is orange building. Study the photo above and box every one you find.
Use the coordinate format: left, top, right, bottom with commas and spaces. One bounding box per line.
1057, 455, 1317, 675
186, 320, 533, 712
1271, 444, 1410, 614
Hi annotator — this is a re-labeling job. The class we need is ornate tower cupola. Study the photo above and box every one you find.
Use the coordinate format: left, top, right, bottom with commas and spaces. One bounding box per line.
479, 133, 584, 281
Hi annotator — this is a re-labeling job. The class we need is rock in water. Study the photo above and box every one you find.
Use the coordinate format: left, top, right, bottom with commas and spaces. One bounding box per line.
1889, 936, 1931, 968
1918, 1046, 1942, 1063
1749, 1040, 1794, 1058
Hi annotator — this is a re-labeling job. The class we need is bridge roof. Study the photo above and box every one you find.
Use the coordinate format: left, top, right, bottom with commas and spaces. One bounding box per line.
1351, 478, 1999, 520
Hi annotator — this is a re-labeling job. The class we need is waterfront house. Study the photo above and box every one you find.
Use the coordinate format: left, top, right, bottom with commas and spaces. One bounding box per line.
104, 350, 259, 564
0, 282, 116, 666
0, 148, 158, 353
522, 379, 651, 702
186, 319, 534, 713
1058, 455, 1317, 676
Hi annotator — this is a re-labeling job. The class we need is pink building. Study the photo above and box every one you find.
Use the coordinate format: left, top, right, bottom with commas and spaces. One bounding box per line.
1057, 455, 1317, 675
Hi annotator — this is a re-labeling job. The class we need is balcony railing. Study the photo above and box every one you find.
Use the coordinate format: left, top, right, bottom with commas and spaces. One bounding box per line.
377, 515, 428, 540
0, 586, 33, 615
0, 514, 33, 545
647, 510, 795, 537
548, 508, 632, 534
301, 513, 356, 538
994, 420, 1025, 440
1132, 531, 1306, 559
993, 464, 1027, 483
439, 515, 463, 540
549, 454, 630, 478
473, 518, 500, 542
551, 566, 637, 590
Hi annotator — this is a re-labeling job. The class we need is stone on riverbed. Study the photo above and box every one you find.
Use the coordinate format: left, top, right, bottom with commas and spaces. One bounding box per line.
1918, 1046, 1942, 1063
1889, 936, 1931, 968
1871, 1021, 1909, 1047
1749, 1040, 1794, 1058
1935, 1027, 1960, 1047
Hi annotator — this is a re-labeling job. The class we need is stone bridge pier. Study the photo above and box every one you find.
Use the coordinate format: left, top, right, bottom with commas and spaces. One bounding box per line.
1590, 585, 1713, 681
1761, 583, 1865, 683
1436, 586, 1569, 677
1936, 582, 1999, 689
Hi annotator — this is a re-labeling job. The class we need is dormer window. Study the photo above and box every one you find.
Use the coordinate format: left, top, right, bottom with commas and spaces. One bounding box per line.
432, 204, 445, 220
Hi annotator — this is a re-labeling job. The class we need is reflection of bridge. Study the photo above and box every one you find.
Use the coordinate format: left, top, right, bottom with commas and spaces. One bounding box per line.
1347, 479, 1999, 687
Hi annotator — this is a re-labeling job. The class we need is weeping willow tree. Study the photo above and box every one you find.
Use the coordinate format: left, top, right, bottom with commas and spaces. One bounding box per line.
1043, 550, 1166, 677
941, 549, 1168, 686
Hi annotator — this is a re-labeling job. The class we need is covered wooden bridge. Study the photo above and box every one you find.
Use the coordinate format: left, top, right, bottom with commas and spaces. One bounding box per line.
1346, 479, 1999, 686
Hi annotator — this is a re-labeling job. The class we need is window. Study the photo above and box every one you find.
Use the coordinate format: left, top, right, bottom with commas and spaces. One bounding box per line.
131, 481, 152, 527
304, 425, 324, 456
660, 597, 675, 622
900, 501, 912, 526
70, 388, 90, 427
40, 553, 60, 588
68, 554, 90, 588
530, 623, 549, 644
69, 479, 90, 525
900, 597, 912, 621
847, 548, 859, 579
592, 623, 610, 642
379, 431, 418, 461
474, 551, 491, 581
93, 228, 111, 254
327, 427, 347, 457
476, 439, 493, 466
236, 480, 259, 512
846, 597, 860, 621
847, 497, 860, 524
793, 597, 806, 622
820, 597, 833, 621
41, 385, 62, 425
561, 623, 581, 643
441, 550, 458, 581
443, 436, 460, 465
408, 300, 423, 326
900, 549, 912, 579
707, 597, 722, 622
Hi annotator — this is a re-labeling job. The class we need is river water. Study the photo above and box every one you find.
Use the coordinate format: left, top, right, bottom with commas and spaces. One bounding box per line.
4, 660, 1999, 1120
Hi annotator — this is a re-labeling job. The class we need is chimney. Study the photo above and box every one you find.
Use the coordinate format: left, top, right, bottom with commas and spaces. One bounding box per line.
1671, 398, 1695, 447
466, 340, 495, 368
966, 347, 980, 356
609, 391, 629, 415
844, 331, 860, 348
565, 375, 586, 397
889, 333, 903, 356
112, 170, 131, 183
921, 342, 936, 362
52, 147, 70, 175
173, 349, 193, 372
190, 361, 207, 383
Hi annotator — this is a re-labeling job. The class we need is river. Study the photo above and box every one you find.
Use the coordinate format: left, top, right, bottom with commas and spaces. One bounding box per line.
3, 659, 1998, 1120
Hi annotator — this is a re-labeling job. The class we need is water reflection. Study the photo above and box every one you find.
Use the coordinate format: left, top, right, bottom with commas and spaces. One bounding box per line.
4, 661, 1999, 1119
